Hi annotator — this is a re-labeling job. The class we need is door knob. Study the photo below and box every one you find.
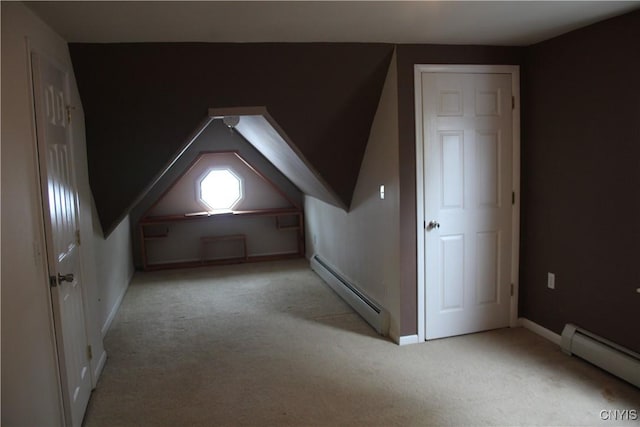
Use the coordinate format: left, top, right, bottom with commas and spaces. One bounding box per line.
427, 220, 441, 231
58, 273, 74, 283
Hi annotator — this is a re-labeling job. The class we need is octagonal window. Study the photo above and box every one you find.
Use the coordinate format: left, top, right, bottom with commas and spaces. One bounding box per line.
198, 168, 242, 212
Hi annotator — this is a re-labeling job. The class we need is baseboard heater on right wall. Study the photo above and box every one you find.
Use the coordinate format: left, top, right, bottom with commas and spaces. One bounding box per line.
561, 324, 640, 388
310, 254, 389, 335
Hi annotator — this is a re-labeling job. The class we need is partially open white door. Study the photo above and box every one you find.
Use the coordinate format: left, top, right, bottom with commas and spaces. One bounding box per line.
418, 69, 516, 340
31, 52, 92, 427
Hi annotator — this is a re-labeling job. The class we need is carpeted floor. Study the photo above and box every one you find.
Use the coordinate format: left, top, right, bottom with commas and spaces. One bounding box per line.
84, 259, 640, 426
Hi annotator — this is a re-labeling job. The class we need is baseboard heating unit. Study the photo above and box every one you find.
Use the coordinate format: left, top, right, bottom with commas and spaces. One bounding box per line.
310, 255, 389, 335
561, 324, 640, 388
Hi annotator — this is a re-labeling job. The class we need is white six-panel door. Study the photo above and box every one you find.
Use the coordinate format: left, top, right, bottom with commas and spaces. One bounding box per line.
31, 52, 92, 427
419, 70, 514, 340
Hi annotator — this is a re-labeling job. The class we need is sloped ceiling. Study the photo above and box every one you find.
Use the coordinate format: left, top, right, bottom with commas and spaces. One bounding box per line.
69, 43, 394, 234
229, 110, 345, 210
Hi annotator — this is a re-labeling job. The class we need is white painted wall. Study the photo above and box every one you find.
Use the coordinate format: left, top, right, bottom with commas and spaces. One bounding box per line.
92, 210, 134, 337
304, 51, 401, 340
1, 3, 133, 424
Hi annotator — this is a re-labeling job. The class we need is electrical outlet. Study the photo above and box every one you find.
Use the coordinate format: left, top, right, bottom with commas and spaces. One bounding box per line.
547, 272, 555, 289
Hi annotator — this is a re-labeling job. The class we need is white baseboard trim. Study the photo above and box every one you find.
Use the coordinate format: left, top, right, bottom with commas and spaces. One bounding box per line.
93, 349, 107, 386
398, 334, 420, 346
519, 317, 561, 346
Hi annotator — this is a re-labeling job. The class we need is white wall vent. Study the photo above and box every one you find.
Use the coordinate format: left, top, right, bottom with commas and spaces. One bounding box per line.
310, 254, 389, 335
561, 324, 640, 388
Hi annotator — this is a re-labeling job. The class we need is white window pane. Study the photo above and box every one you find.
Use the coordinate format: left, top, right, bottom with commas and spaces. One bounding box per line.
199, 169, 242, 211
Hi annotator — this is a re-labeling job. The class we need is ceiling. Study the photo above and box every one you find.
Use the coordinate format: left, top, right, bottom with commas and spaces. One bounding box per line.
27, 1, 639, 46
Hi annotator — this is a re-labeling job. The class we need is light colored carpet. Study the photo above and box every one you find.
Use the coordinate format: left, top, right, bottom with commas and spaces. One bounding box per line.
84, 259, 640, 426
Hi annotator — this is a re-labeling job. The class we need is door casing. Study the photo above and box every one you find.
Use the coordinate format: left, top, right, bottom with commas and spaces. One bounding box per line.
414, 64, 521, 342
29, 44, 94, 426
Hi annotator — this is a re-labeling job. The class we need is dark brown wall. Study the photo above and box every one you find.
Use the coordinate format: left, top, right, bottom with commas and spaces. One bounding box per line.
395, 45, 524, 336
69, 43, 394, 234
521, 11, 640, 352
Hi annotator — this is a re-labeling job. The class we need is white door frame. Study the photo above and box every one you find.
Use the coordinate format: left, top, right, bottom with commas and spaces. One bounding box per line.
415, 64, 521, 342
26, 40, 67, 427
28, 43, 94, 426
